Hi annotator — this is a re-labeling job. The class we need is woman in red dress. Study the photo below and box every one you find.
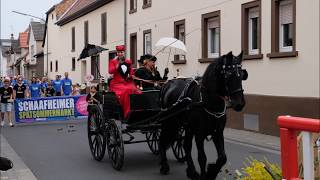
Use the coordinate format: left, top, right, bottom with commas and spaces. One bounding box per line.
108, 45, 141, 118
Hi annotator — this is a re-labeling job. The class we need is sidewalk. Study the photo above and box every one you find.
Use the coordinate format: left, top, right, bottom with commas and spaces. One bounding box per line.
0, 134, 37, 180
224, 128, 280, 152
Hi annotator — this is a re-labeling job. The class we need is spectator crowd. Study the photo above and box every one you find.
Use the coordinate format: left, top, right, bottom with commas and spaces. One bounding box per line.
0, 72, 81, 127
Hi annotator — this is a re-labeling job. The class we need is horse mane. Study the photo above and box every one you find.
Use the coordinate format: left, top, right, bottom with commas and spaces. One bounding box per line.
201, 57, 223, 96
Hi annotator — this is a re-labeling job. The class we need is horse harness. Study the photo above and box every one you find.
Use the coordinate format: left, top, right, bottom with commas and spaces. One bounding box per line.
176, 78, 227, 119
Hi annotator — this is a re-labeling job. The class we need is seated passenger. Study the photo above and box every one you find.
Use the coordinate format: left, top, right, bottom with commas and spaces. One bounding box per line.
86, 85, 101, 105
134, 54, 169, 90
108, 45, 141, 118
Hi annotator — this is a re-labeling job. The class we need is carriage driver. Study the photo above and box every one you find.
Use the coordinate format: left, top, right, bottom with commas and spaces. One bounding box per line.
134, 54, 169, 90
108, 45, 141, 118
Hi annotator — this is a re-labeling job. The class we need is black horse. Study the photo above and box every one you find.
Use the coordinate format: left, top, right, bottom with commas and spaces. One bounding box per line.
158, 51, 248, 180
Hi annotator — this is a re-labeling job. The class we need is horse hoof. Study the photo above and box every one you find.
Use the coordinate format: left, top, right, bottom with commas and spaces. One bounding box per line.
186, 168, 200, 180
207, 163, 219, 179
207, 163, 216, 173
160, 163, 170, 175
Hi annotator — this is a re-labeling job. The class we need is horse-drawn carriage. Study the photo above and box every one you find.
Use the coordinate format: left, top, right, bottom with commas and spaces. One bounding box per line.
87, 88, 187, 170
86, 50, 248, 179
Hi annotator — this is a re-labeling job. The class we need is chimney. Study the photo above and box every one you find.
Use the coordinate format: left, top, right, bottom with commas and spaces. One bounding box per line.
10, 34, 14, 40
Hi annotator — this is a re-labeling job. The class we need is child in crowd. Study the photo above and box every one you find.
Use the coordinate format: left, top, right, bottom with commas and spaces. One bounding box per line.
72, 83, 80, 96
45, 82, 55, 97
86, 85, 101, 105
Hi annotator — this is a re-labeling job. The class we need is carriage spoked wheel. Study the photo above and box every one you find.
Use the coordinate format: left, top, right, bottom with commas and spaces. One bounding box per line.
106, 119, 124, 171
87, 105, 107, 161
146, 130, 160, 155
171, 126, 186, 162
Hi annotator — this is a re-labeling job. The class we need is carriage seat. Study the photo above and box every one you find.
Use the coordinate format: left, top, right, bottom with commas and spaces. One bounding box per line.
125, 90, 161, 124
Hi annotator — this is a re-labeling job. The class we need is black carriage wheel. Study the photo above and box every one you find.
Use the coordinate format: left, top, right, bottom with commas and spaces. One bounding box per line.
87, 105, 107, 161
171, 127, 186, 163
146, 130, 160, 155
106, 119, 124, 171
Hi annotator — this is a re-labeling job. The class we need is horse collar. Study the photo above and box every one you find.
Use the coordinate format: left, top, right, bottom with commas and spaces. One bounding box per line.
199, 89, 227, 119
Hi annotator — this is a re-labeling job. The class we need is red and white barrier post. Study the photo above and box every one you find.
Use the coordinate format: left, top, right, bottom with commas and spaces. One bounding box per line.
277, 116, 320, 180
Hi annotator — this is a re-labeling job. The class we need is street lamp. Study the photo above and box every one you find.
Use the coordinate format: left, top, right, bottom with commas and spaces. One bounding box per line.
12, 10, 49, 77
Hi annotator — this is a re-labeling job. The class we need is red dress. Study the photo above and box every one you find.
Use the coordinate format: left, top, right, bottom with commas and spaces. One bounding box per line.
109, 58, 141, 118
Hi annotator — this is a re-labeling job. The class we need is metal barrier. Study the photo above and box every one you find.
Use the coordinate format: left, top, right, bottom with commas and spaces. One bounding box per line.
277, 116, 320, 180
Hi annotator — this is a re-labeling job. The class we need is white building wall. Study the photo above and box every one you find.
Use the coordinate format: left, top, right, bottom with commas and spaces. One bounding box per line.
127, 0, 319, 98
45, 0, 124, 83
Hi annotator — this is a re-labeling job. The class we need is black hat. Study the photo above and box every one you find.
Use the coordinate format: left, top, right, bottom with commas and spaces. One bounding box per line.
144, 54, 157, 61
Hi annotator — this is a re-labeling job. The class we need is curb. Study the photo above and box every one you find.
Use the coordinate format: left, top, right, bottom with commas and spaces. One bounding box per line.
224, 137, 280, 152
0, 134, 37, 180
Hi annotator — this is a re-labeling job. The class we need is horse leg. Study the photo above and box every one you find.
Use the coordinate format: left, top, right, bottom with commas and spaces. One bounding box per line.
159, 120, 179, 175
195, 135, 207, 179
208, 133, 227, 179
184, 129, 200, 180
159, 127, 170, 175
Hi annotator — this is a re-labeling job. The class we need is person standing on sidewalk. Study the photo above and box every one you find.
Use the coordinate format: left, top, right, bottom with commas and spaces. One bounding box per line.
0, 78, 14, 127
53, 75, 63, 96
13, 77, 28, 99
61, 72, 73, 96
29, 77, 42, 98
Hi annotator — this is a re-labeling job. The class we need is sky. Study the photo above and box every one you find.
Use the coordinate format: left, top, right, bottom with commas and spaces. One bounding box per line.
1, 0, 61, 39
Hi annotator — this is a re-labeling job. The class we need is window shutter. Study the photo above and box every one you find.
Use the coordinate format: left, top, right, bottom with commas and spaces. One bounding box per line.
249, 7, 259, 19
280, 1, 293, 24
208, 17, 219, 28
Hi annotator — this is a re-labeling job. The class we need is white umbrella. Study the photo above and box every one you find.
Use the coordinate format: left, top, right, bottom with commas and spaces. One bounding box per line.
155, 37, 187, 55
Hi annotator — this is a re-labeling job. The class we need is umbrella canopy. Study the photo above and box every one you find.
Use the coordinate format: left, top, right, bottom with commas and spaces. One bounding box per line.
155, 37, 187, 55
78, 44, 108, 60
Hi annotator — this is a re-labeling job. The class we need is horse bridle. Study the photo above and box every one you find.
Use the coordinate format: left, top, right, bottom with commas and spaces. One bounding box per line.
221, 63, 244, 97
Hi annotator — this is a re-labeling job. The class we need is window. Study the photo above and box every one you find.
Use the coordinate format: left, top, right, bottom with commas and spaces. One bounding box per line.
84, 21, 89, 46
130, 33, 137, 66
143, 0, 151, 9
267, 0, 297, 58
143, 29, 152, 54
55, 60, 58, 72
30, 45, 34, 56
91, 55, 100, 80
130, 0, 137, 13
30, 45, 35, 63
200, 11, 220, 63
101, 13, 107, 45
71, 27, 75, 51
279, 0, 293, 52
50, 61, 52, 72
173, 19, 186, 63
72, 57, 76, 71
241, 1, 262, 60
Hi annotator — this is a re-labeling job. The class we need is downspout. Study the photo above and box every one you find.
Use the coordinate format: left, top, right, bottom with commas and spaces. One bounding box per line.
124, 0, 127, 57
46, 23, 49, 77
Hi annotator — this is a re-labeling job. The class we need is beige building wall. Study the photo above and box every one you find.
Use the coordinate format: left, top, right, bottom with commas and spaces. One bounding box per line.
127, 0, 319, 98
45, 0, 124, 83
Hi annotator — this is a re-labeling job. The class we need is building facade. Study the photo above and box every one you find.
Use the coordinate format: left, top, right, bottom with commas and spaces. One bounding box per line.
126, 0, 320, 136
44, 0, 124, 83
24, 22, 45, 79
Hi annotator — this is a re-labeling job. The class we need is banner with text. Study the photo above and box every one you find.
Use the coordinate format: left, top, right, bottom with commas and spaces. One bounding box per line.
14, 96, 88, 123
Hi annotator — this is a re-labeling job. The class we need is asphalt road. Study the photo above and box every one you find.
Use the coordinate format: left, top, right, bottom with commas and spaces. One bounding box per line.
1, 121, 280, 180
